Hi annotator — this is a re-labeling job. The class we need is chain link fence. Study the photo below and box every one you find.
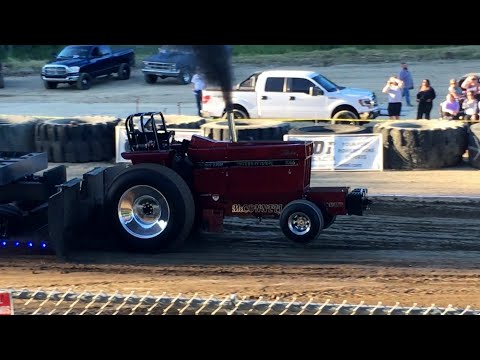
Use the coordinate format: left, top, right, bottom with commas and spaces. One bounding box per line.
3, 288, 479, 315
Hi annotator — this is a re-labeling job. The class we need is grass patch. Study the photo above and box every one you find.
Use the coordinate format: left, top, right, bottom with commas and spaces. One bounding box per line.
3, 45, 480, 76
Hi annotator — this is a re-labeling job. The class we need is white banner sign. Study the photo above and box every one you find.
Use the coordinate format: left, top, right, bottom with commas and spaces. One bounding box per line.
284, 133, 383, 171
115, 126, 202, 163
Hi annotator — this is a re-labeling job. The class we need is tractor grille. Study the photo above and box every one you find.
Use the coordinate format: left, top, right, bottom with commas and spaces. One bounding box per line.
43, 66, 67, 76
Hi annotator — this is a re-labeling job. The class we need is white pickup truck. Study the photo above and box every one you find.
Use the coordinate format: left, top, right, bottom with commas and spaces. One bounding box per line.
201, 70, 379, 121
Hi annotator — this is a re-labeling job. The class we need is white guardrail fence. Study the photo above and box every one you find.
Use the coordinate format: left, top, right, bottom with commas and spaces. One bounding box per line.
1, 289, 479, 315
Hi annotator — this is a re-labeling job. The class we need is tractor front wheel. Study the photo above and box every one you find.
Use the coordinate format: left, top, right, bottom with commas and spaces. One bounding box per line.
279, 200, 324, 244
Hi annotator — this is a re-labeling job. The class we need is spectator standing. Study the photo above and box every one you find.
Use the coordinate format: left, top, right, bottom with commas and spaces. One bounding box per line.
416, 79, 436, 119
191, 67, 206, 116
398, 62, 414, 106
382, 76, 404, 120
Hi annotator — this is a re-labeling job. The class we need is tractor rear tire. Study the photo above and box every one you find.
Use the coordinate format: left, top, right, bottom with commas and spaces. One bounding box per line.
374, 120, 468, 169
468, 123, 480, 169
279, 199, 324, 244
104, 163, 195, 253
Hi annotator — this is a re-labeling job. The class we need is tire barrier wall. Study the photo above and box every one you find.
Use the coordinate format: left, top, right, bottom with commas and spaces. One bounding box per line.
34, 116, 121, 163
5, 288, 480, 315
0, 116, 42, 153
201, 119, 291, 141
468, 123, 480, 169
0, 114, 476, 169
288, 124, 370, 136
373, 120, 469, 170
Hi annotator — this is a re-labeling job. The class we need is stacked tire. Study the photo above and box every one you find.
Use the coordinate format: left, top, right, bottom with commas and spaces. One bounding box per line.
374, 120, 468, 169
0, 115, 41, 152
468, 123, 480, 169
163, 115, 207, 129
288, 124, 370, 136
34, 116, 121, 163
201, 119, 290, 141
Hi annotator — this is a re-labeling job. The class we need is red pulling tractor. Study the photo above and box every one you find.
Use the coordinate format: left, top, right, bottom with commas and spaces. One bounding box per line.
0, 111, 370, 257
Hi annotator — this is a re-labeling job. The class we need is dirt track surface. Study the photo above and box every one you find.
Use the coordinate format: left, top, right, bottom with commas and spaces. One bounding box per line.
2, 198, 480, 309
2, 60, 480, 311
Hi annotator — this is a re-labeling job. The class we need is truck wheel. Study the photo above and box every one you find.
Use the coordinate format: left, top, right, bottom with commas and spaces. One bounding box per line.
332, 110, 360, 125
374, 120, 468, 169
0, 74, 5, 89
279, 200, 324, 244
105, 163, 195, 253
468, 123, 480, 169
44, 81, 58, 89
288, 124, 369, 135
144, 74, 158, 84
178, 69, 192, 85
201, 119, 290, 141
232, 108, 249, 119
117, 63, 130, 80
77, 73, 92, 90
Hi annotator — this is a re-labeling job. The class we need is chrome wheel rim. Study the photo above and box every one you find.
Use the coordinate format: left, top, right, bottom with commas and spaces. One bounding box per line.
287, 212, 311, 236
118, 185, 170, 239
183, 72, 191, 83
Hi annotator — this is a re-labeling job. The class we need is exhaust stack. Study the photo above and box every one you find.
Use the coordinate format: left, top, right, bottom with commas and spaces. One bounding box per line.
226, 109, 238, 142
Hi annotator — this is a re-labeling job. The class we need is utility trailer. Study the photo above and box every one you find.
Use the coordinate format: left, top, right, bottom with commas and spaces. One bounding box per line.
0, 112, 371, 258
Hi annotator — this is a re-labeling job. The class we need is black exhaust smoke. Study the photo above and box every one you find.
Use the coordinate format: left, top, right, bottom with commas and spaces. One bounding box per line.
191, 45, 237, 141
191, 45, 233, 111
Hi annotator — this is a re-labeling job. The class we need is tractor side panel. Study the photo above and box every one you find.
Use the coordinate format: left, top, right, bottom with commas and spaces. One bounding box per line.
305, 187, 350, 216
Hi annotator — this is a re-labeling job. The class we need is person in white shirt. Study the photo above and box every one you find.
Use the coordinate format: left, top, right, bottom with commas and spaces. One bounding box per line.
382, 76, 404, 120
191, 67, 206, 116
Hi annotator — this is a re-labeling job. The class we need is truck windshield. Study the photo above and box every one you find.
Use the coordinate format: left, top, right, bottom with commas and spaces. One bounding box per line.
57, 46, 91, 59
311, 74, 343, 92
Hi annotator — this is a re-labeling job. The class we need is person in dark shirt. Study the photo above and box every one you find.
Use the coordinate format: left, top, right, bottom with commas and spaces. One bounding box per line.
416, 79, 436, 119
398, 62, 414, 106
